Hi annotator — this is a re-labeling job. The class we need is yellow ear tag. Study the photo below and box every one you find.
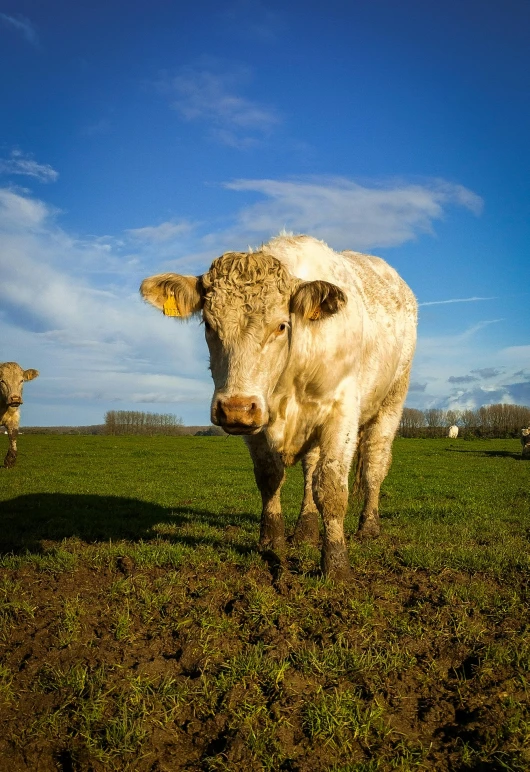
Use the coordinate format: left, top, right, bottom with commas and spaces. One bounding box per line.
163, 296, 181, 317
308, 307, 322, 321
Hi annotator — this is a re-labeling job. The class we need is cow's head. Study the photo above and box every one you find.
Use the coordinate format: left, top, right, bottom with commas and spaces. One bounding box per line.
0, 362, 39, 408
141, 251, 346, 434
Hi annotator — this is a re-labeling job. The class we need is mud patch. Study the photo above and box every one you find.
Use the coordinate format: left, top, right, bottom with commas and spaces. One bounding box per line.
1, 547, 529, 771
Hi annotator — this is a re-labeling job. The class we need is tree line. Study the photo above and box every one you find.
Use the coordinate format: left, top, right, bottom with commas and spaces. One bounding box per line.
400, 403, 530, 438
104, 410, 185, 436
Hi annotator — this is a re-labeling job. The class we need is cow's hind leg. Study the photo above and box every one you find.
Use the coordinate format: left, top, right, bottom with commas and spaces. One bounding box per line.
244, 433, 286, 554
291, 447, 320, 546
357, 370, 410, 539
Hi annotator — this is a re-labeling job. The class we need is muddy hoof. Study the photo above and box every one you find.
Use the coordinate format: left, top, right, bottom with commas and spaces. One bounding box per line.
321, 544, 351, 581
291, 511, 320, 546
356, 524, 380, 540
3, 452, 16, 469
290, 525, 320, 547
258, 536, 287, 556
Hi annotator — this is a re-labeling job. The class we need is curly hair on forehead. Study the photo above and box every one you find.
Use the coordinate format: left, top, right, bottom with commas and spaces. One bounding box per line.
202, 251, 295, 296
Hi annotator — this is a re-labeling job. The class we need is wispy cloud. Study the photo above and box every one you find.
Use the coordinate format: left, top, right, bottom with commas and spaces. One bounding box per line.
157, 61, 281, 147
126, 221, 194, 243
419, 296, 496, 307
221, 176, 484, 250
0, 150, 58, 183
0, 13, 38, 46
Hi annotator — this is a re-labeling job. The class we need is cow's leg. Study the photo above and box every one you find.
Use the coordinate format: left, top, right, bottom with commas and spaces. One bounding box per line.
357, 371, 410, 539
244, 433, 286, 554
3, 425, 17, 468
291, 447, 320, 546
313, 420, 359, 580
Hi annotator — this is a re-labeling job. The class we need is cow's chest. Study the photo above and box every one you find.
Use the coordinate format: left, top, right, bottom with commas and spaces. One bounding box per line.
266, 396, 326, 466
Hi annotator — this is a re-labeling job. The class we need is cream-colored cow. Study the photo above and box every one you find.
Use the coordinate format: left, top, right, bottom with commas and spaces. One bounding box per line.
141, 235, 417, 579
448, 425, 459, 439
521, 428, 530, 458
0, 362, 39, 468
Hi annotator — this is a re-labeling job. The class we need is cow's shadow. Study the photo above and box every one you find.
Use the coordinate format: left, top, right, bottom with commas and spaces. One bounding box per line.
0, 493, 260, 556
445, 448, 524, 460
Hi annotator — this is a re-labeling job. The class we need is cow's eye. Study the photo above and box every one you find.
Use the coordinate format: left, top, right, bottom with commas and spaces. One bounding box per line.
278, 323, 287, 333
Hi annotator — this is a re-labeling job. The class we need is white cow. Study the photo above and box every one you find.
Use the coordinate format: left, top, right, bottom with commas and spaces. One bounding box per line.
448, 425, 459, 439
141, 235, 417, 579
522, 428, 530, 458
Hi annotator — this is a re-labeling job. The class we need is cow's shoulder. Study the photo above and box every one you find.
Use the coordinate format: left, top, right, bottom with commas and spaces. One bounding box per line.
342, 251, 417, 318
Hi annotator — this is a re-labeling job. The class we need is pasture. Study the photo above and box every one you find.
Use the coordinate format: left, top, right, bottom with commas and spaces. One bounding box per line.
0, 435, 529, 771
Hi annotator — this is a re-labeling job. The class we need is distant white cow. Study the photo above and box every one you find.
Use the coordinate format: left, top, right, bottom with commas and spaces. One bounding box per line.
448, 425, 459, 439
521, 428, 530, 459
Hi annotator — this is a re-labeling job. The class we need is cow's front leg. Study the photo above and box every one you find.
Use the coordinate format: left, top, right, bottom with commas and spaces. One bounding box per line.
3, 426, 17, 468
313, 422, 358, 580
291, 447, 320, 546
313, 456, 351, 579
313, 414, 359, 580
244, 433, 286, 554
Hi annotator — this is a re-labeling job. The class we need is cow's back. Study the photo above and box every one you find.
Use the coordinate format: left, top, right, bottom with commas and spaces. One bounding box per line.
263, 235, 416, 322
263, 235, 417, 428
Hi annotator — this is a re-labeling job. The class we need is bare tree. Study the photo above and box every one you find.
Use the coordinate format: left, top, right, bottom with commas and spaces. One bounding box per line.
104, 410, 184, 435
445, 409, 462, 427
424, 408, 446, 428
399, 408, 425, 437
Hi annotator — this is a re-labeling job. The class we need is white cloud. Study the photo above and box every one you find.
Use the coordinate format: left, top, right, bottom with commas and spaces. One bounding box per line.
0, 150, 59, 183
221, 176, 484, 249
0, 187, 211, 426
0, 189, 52, 229
499, 345, 530, 364
158, 62, 281, 147
126, 220, 194, 243
408, 319, 530, 411
0, 174, 512, 426
0, 13, 38, 45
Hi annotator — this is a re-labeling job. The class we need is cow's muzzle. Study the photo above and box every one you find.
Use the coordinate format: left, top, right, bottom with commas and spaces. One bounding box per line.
213, 396, 266, 435
8, 398, 22, 408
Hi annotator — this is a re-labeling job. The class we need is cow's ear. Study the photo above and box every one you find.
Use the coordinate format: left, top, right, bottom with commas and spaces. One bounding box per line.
290, 280, 347, 321
140, 274, 203, 318
23, 369, 39, 381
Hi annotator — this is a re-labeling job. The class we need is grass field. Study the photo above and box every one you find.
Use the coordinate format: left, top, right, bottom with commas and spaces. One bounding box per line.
0, 435, 529, 771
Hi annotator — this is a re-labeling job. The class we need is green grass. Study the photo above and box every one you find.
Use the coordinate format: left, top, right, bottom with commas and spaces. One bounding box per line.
0, 434, 529, 771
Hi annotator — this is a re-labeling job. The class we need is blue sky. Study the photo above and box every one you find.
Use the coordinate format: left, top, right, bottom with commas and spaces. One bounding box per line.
1, 0, 529, 426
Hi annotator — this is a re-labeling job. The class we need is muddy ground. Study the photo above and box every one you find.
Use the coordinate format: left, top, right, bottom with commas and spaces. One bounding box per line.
1, 540, 529, 772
